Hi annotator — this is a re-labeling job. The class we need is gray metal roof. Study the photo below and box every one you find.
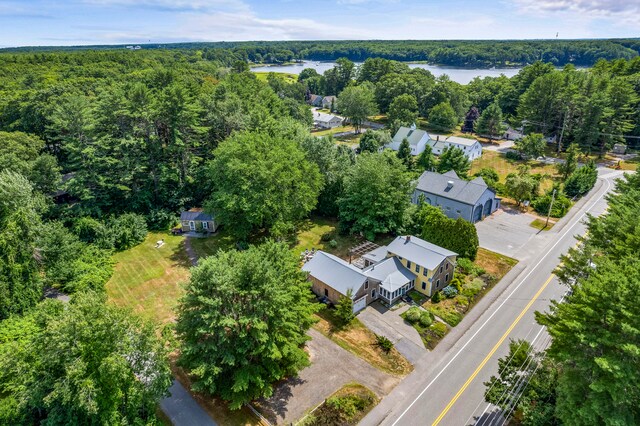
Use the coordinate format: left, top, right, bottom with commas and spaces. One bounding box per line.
415, 170, 494, 206
361, 246, 389, 263
302, 251, 367, 298
387, 235, 457, 271
393, 126, 428, 146
314, 111, 341, 123
428, 134, 480, 147
180, 210, 213, 221
364, 257, 416, 293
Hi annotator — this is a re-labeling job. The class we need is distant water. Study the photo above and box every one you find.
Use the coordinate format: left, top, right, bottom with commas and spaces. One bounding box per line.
251, 60, 521, 85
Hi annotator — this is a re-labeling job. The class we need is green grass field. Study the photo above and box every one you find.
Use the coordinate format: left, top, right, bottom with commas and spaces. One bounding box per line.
253, 71, 297, 84
471, 151, 560, 193
106, 232, 191, 324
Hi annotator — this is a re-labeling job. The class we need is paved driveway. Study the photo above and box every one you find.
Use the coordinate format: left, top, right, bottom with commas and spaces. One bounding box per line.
160, 380, 217, 426
255, 328, 400, 425
475, 208, 541, 260
358, 303, 427, 364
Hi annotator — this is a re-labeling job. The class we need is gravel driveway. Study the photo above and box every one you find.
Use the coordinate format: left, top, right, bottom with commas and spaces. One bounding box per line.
475, 208, 541, 260
255, 328, 400, 425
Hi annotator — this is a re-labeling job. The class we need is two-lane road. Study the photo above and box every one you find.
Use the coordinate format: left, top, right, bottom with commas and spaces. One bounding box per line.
360, 169, 623, 426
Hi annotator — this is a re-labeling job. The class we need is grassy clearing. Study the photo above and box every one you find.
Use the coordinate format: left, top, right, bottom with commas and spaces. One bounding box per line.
313, 308, 412, 376
311, 125, 355, 137
188, 231, 235, 260
298, 383, 378, 426
471, 151, 560, 193
253, 71, 297, 84
106, 232, 191, 324
530, 218, 555, 231
292, 217, 361, 260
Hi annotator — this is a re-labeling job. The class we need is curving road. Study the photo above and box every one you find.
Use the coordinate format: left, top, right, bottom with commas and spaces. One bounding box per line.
359, 168, 625, 426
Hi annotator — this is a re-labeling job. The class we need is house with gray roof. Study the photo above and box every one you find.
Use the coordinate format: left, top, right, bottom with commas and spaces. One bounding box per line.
388, 125, 483, 160
321, 95, 337, 110
413, 170, 500, 223
302, 235, 458, 310
308, 94, 323, 107
180, 208, 218, 233
313, 111, 343, 129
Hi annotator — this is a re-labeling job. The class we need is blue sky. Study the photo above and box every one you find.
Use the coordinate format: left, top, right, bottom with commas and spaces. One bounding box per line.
0, 0, 638, 47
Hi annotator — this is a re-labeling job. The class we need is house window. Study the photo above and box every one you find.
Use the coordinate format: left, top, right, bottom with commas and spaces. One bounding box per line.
415, 264, 420, 273
436, 279, 440, 288
422, 282, 426, 290
446, 263, 449, 270
324, 288, 329, 297
188, 221, 195, 231
372, 289, 376, 298
407, 260, 412, 269
365, 281, 369, 290
439, 266, 443, 273
423, 269, 428, 276
445, 274, 449, 282
202, 221, 209, 230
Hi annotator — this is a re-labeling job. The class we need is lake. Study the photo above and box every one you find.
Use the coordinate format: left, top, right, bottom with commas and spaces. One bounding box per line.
251, 60, 521, 85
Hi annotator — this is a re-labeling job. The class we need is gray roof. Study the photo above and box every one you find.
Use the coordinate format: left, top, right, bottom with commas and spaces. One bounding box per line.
387, 235, 457, 271
415, 170, 494, 206
180, 210, 213, 221
314, 111, 341, 123
364, 257, 416, 293
361, 246, 389, 264
393, 126, 428, 146
428, 134, 479, 147
302, 251, 367, 298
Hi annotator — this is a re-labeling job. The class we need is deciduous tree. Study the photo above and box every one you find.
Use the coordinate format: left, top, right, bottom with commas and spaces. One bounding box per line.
338, 84, 377, 133
428, 102, 458, 132
476, 102, 505, 142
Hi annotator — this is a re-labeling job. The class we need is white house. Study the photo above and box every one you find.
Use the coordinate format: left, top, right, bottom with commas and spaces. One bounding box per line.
321, 96, 337, 110
388, 125, 483, 160
428, 134, 483, 160
313, 111, 343, 129
387, 125, 431, 156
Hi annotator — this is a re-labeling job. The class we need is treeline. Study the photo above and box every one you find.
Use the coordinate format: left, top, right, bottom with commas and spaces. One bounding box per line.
4, 39, 640, 67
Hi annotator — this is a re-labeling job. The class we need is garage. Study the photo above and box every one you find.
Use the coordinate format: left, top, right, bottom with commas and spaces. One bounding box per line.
353, 296, 367, 313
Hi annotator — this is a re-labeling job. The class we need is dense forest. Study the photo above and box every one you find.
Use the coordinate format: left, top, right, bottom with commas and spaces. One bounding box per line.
3, 38, 640, 68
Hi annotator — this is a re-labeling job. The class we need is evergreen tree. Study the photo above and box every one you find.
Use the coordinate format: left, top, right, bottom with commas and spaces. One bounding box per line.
177, 241, 317, 409
564, 160, 597, 197
505, 165, 538, 206
462, 107, 480, 133
417, 144, 437, 172
557, 143, 580, 180
476, 102, 505, 142
335, 289, 355, 327
437, 146, 471, 178
397, 138, 413, 168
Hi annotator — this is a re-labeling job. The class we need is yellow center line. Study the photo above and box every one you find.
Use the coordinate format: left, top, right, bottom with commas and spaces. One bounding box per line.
431, 274, 555, 426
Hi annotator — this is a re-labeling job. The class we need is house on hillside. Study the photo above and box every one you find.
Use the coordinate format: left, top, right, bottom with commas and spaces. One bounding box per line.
412, 170, 500, 223
308, 94, 323, 107
322, 96, 337, 110
313, 111, 343, 129
302, 235, 457, 312
503, 127, 524, 141
388, 125, 483, 160
180, 208, 218, 233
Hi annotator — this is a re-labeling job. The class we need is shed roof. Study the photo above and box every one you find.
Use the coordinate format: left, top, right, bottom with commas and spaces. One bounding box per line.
302, 251, 367, 298
180, 209, 213, 221
415, 170, 494, 206
387, 235, 456, 271
364, 257, 416, 293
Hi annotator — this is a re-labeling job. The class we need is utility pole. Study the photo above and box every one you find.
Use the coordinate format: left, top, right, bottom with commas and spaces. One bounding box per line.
546, 189, 557, 228
557, 107, 569, 153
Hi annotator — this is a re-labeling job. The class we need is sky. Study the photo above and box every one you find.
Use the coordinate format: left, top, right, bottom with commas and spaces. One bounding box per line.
0, 0, 638, 47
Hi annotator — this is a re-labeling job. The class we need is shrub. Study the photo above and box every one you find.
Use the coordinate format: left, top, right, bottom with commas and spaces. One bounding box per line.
450, 276, 464, 293
532, 192, 571, 218
73, 217, 114, 250
328, 239, 338, 249
461, 278, 485, 299
442, 285, 458, 298
457, 258, 486, 277
419, 311, 434, 327
404, 307, 421, 323
146, 209, 177, 231
564, 160, 597, 198
505, 150, 522, 160
375, 334, 394, 353
320, 231, 336, 242
335, 291, 355, 327
430, 321, 448, 337
431, 291, 441, 303
109, 213, 148, 251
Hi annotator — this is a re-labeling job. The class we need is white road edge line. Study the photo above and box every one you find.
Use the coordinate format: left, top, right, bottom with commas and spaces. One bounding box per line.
390, 176, 613, 426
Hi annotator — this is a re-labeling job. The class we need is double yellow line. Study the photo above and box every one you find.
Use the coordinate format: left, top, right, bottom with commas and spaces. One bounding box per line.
431, 274, 555, 426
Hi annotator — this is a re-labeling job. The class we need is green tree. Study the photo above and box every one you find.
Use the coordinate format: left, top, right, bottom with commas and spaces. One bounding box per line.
0, 292, 172, 425
437, 146, 471, 178
473, 168, 499, 190
417, 204, 479, 260
397, 138, 413, 168
428, 102, 458, 132
338, 84, 377, 133
335, 289, 355, 327
109, 213, 148, 251
338, 152, 413, 240
417, 144, 437, 172
563, 160, 597, 198
388, 94, 419, 130
557, 143, 580, 180
176, 241, 317, 409
358, 129, 391, 154
324, 57, 355, 95
476, 102, 505, 142
514, 133, 546, 159
505, 165, 537, 206
206, 131, 322, 239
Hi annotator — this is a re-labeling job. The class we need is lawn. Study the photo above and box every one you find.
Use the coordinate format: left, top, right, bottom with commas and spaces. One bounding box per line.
311, 125, 355, 137
188, 231, 235, 260
530, 218, 555, 231
293, 217, 362, 260
470, 151, 560, 192
313, 308, 412, 376
253, 71, 297, 84
298, 383, 378, 426
106, 232, 191, 324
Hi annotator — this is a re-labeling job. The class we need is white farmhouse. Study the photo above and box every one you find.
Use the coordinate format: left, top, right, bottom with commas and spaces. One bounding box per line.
388, 125, 483, 160
313, 111, 343, 129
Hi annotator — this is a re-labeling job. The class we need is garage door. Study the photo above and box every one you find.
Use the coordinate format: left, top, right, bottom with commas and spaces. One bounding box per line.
352, 296, 367, 313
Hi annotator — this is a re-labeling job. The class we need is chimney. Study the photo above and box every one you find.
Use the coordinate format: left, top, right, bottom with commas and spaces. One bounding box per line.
405, 236, 411, 243
446, 181, 454, 190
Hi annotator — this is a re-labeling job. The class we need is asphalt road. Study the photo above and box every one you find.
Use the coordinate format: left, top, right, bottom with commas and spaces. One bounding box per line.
360, 168, 625, 426
160, 380, 217, 426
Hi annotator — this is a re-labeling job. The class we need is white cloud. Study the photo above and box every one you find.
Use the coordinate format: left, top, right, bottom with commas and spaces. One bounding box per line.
514, 0, 640, 24
82, 0, 249, 13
